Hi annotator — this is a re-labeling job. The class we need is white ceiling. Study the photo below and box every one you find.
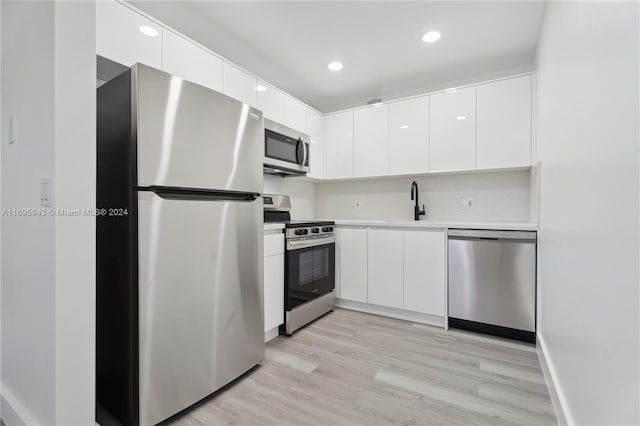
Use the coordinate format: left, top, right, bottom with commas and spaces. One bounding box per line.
129, 1, 546, 112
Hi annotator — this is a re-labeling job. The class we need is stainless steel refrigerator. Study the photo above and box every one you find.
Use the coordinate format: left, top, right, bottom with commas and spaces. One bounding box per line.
97, 64, 264, 426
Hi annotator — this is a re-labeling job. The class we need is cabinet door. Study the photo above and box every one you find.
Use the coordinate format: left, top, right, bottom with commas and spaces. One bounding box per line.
306, 109, 324, 179
389, 96, 430, 175
162, 30, 222, 92
403, 230, 445, 316
338, 228, 367, 303
324, 111, 354, 179
284, 96, 307, 133
354, 105, 389, 177
256, 81, 285, 123
477, 75, 532, 169
222, 63, 257, 107
264, 254, 284, 332
96, 0, 162, 69
429, 87, 476, 172
367, 229, 403, 309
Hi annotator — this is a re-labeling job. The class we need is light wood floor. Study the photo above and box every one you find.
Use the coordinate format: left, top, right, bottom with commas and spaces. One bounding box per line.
167, 308, 557, 426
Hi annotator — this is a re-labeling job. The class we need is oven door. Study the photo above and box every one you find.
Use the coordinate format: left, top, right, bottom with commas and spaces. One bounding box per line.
285, 237, 335, 310
264, 128, 309, 173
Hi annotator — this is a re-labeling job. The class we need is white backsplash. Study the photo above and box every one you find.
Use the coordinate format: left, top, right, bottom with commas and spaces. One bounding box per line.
314, 170, 531, 223
263, 174, 316, 219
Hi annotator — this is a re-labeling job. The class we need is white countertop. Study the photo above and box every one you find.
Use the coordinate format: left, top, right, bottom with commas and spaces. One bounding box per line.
331, 219, 538, 231
264, 220, 538, 231
263, 223, 285, 231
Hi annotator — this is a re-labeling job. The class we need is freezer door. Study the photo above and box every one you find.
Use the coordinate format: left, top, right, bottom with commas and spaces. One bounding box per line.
448, 238, 536, 332
133, 64, 263, 193
137, 191, 264, 426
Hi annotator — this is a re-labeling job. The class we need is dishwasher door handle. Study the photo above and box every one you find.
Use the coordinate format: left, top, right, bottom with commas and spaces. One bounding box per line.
448, 229, 537, 241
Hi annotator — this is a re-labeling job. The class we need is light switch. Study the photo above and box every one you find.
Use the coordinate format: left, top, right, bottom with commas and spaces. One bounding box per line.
40, 177, 51, 207
8, 117, 16, 144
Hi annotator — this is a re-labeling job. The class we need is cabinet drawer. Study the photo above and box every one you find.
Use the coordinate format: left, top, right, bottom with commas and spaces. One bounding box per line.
264, 233, 284, 256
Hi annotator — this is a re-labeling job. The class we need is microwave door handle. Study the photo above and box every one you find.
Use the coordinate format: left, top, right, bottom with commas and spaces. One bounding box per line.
295, 138, 302, 165
302, 140, 308, 166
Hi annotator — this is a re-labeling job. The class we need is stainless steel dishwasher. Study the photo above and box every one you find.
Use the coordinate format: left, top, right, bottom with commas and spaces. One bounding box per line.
448, 229, 537, 343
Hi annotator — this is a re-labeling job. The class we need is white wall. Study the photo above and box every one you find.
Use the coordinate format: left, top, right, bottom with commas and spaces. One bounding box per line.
315, 171, 530, 222
1, 2, 96, 425
53, 2, 96, 425
535, 2, 639, 425
263, 174, 316, 219
1, 3, 56, 423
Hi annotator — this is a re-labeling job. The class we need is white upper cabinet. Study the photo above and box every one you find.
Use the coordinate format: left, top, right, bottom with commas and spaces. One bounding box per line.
338, 228, 368, 303
222, 63, 257, 107
389, 96, 430, 175
354, 105, 389, 178
284, 96, 307, 133
256, 81, 285, 123
403, 230, 445, 316
324, 111, 354, 179
367, 229, 404, 309
162, 30, 222, 92
476, 75, 532, 169
429, 87, 477, 172
96, 1, 162, 69
306, 109, 324, 179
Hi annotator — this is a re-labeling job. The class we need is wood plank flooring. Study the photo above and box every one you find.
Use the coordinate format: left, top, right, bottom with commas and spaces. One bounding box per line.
167, 308, 556, 426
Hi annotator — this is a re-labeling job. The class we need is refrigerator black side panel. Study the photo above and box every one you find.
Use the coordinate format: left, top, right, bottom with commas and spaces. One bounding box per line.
96, 69, 138, 426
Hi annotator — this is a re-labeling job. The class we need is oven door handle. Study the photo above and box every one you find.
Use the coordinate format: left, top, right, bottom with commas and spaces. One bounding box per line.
287, 235, 335, 251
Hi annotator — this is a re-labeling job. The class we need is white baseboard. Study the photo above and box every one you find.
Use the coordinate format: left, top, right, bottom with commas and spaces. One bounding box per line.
1, 384, 39, 426
264, 326, 280, 343
537, 334, 572, 425
335, 299, 445, 328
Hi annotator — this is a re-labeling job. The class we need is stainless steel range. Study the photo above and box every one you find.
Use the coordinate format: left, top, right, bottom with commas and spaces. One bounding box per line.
263, 195, 336, 335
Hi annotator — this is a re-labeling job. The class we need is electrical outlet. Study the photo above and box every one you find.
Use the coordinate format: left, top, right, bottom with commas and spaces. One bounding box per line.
354, 200, 361, 209
461, 198, 474, 210
40, 177, 51, 207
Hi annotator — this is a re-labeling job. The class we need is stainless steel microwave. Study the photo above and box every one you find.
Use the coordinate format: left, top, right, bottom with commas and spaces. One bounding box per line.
264, 119, 310, 176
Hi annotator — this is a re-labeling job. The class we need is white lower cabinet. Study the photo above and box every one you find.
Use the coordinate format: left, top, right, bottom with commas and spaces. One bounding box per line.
338, 228, 368, 303
337, 226, 446, 326
403, 230, 445, 316
264, 233, 284, 336
367, 229, 404, 309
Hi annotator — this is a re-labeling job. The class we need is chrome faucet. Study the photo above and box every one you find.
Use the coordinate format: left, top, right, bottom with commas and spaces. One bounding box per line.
410, 181, 426, 221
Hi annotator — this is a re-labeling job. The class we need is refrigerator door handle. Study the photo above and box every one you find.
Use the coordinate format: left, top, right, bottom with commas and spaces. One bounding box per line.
141, 186, 261, 201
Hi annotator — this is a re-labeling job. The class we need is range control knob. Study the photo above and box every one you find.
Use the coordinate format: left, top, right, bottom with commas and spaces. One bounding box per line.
294, 229, 307, 236
322, 226, 334, 232
311, 228, 320, 234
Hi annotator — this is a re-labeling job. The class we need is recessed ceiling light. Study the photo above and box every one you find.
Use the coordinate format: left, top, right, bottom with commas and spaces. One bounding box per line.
254, 85, 267, 92
422, 30, 441, 43
139, 26, 158, 37
328, 62, 344, 71
400, 125, 409, 129
456, 116, 467, 120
